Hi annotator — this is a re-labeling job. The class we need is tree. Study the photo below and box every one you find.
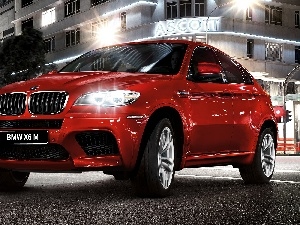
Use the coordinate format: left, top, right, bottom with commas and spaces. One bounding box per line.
0, 27, 47, 86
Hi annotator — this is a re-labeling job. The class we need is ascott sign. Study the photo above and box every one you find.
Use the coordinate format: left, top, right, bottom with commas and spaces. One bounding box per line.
154, 17, 221, 37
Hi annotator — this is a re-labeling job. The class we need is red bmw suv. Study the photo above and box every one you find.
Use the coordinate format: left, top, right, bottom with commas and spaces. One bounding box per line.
0, 40, 277, 197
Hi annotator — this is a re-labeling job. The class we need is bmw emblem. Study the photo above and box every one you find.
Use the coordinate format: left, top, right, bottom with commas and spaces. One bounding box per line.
30, 86, 39, 90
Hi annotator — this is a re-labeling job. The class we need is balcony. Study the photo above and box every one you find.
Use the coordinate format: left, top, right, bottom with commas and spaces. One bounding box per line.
220, 17, 300, 44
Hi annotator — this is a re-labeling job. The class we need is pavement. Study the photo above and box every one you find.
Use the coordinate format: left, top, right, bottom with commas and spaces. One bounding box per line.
0, 156, 298, 224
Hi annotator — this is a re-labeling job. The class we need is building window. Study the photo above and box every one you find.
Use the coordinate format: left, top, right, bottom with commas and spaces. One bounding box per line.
21, 0, 33, 8
296, 46, 300, 64
265, 42, 282, 61
166, 0, 177, 19
166, 0, 205, 19
91, 0, 109, 7
91, 22, 98, 37
64, 0, 80, 17
180, 0, 192, 17
2, 27, 14, 37
92, 58, 107, 71
91, 20, 107, 37
265, 5, 282, 25
247, 39, 254, 58
120, 12, 126, 30
0, 0, 13, 7
296, 11, 300, 28
21, 17, 33, 31
66, 28, 80, 47
44, 36, 55, 53
246, 7, 252, 21
287, 82, 296, 94
42, 7, 55, 27
195, 0, 205, 17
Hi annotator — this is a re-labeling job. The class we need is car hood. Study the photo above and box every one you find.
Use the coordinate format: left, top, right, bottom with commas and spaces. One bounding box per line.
0, 71, 171, 93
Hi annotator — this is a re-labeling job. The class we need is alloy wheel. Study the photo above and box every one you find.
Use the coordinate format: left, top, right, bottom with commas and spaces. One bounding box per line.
158, 127, 175, 189
260, 133, 276, 178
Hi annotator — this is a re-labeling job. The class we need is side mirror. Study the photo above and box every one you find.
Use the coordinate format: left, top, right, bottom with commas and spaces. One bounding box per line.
192, 62, 223, 83
48, 70, 58, 74
197, 62, 222, 74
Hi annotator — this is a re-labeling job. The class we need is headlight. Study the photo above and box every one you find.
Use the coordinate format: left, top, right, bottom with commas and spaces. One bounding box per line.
74, 90, 140, 107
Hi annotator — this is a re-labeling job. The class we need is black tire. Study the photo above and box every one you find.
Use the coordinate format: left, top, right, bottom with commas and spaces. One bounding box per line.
103, 171, 130, 180
131, 118, 176, 197
239, 127, 276, 184
113, 172, 130, 180
0, 170, 30, 191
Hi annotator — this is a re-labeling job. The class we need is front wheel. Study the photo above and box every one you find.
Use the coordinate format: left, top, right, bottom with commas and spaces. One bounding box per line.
0, 170, 30, 190
131, 118, 176, 197
239, 127, 276, 184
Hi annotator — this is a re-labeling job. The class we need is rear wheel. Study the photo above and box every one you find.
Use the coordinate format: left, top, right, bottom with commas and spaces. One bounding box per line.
239, 128, 276, 184
0, 170, 30, 190
131, 118, 176, 197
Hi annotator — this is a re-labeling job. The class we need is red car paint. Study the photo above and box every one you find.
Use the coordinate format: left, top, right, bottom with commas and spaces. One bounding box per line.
0, 40, 277, 173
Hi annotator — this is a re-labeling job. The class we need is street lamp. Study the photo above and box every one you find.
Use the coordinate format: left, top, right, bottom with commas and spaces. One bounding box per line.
205, 0, 257, 44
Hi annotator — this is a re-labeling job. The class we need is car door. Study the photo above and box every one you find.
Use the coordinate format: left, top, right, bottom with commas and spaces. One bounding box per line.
187, 46, 235, 155
213, 50, 257, 151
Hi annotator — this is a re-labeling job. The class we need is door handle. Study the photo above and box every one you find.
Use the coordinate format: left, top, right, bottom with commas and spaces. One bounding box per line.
177, 91, 190, 98
222, 90, 232, 97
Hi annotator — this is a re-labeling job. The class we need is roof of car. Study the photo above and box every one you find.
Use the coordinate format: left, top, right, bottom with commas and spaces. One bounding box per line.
114, 39, 207, 47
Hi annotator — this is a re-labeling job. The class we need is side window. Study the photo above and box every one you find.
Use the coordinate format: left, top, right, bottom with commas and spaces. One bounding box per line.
189, 47, 217, 78
234, 60, 254, 85
214, 50, 244, 84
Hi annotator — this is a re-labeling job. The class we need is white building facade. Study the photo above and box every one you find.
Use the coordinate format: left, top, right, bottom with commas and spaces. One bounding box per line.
0, 0, 15, 40
1, 0, 299, 76
1, 0, 300, 153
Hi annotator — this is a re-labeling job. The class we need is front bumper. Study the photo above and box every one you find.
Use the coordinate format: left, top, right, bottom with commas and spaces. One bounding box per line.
0, 113, 147, 172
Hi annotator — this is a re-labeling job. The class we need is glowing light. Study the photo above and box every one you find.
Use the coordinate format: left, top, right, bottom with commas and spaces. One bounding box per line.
234, 0, 257, 9
96, 20, 120, 46
42, 7, 55, 27
75, 91, 140, 106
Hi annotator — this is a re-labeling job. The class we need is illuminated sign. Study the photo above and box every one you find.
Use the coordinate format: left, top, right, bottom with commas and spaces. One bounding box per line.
154, 17, 221, 37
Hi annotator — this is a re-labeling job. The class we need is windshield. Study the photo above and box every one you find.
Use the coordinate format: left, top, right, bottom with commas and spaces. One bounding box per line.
60, 43, 187, 75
